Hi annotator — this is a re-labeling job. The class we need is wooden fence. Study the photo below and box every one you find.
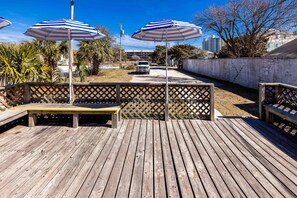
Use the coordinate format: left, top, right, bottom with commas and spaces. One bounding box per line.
0, 82, 214, 120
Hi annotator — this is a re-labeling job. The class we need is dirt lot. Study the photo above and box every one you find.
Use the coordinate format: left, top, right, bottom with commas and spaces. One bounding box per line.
76, 68, 134, 83
131, 66, 258, 117
86, 67, 259, 117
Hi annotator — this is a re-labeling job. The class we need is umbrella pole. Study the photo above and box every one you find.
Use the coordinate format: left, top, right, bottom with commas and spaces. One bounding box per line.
68, 36, 74, 104
69, 0, 74, 104
165, 41, 169, 121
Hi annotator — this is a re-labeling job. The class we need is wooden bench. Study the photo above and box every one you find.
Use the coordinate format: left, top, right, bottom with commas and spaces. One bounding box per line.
0, 110, 28, 127
12, 103, 121, 128
259, 83, 297, 128
265, 104, 297, 125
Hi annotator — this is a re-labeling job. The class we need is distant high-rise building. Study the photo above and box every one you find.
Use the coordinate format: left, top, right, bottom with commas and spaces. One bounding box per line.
202, 35, 223, 53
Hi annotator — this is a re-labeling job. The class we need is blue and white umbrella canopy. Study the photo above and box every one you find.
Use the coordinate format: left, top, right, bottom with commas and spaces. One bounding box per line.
25, 19, 105, 104
24, 19, 105, 40
132, 20, 202, 42
0, 17, 12, 29
132, 20, 202, 120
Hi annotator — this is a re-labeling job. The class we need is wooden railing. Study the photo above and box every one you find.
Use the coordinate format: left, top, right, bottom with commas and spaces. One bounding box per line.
0, 82, 214, 120
259, 83, 297, 135
259, 83, 297, 120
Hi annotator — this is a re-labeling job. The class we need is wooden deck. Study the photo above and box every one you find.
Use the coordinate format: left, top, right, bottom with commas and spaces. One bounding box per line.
0, 118, 296, 197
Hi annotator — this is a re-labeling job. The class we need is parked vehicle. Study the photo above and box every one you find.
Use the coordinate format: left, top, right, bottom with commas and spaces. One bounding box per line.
136, 61, 150, 74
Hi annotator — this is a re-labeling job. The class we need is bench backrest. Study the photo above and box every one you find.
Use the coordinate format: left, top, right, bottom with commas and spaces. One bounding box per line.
259, 83, 297, 119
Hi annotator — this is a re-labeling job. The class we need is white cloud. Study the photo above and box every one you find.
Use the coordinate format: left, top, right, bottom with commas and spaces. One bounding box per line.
114, 34, 167, 50
113, 34, 202, 50
0, 30, 31, 43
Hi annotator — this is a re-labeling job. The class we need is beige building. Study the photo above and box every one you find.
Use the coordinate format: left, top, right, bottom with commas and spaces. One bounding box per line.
266, 30, 297, 52
125, 50, 153, 61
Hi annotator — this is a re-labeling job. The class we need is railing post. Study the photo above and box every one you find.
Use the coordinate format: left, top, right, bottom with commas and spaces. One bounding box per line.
116, 84, 120, 103
258, 83, 265, 120
275, 84, 280, 104
210, 84, 215, 121
23, 83, 31, 104
72, 84, 76, 104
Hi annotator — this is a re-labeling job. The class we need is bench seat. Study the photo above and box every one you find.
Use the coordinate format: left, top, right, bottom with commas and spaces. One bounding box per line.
0, 110, 28, 127
12, 103, 121, 128
265, 104, 297, 125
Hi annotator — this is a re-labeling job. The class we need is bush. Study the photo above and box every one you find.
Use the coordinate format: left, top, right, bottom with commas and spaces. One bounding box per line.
125, 65, 135, 70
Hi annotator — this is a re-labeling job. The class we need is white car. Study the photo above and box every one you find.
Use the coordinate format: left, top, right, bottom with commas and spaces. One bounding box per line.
136, 61, 150, 74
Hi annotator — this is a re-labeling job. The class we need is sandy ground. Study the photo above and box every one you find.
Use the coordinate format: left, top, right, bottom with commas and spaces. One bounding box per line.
131, 66, 217, 84
131, 66, 258, 118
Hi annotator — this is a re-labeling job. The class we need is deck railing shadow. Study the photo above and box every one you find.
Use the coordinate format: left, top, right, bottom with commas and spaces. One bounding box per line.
233, 117, 297, 160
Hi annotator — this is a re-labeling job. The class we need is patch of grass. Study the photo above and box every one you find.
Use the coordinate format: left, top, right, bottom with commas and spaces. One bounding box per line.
74, 68, 134, 83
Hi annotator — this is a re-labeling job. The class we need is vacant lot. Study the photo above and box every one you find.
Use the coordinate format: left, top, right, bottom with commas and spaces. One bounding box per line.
74, 68, 134, 82
84, 67, 258, 117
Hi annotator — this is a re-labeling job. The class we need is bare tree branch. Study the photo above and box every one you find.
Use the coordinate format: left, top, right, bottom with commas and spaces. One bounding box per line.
194, 0, 297, 57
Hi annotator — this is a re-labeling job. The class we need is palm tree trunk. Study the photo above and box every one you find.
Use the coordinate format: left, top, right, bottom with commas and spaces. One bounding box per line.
92, 58, 101, 75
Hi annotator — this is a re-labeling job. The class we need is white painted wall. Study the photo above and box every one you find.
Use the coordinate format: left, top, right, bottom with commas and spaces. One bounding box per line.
183, 58, 297, 89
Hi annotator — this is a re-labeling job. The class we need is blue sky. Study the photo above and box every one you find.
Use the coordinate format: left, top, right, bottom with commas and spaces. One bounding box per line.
0, 0, 226, 50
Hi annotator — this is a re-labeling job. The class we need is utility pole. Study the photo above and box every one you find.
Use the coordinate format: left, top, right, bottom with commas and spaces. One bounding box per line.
119, 24, 124, 68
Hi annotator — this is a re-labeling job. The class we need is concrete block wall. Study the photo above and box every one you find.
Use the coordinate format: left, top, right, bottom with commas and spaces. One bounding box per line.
183, 58, 297, 89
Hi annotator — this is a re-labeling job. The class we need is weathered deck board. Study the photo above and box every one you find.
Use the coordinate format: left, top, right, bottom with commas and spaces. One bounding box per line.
232, 118, 297, 172
141, 119, 154, 198
102, 119, 135, 197
0, 118, 296, 197
129, 119, 147, 198
177, 119, 221, 197
166, 120, 194, 197
171, 120, 207, 197
193, 119, 246, 197
3, 127, 73, 197
201, 120, 257, 197
153, 119, 167, 197
218, 119, 296, 197
115, 119, 140, 198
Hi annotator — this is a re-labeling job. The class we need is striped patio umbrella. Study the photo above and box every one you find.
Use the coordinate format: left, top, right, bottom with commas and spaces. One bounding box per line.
24, 19, 105, 41
25, 19, 105, 103
132, 20, 202, 120
132, 20, 202, 41
0, 17, 11, 29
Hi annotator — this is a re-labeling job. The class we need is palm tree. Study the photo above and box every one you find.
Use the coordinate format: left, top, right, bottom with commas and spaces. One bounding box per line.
0, 44, 21, 85
78, 26, 114, 75
32, 39, 68, 82
17, 42, 49, 82
74, 51, 88, 82
0, 42, 49, 85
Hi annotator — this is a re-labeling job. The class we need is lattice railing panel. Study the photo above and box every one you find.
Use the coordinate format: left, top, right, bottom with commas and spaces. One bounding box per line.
74, 85, 116, 104
0, 82, 214, 120
169, 85, 211, 119
29, 84, 69, 103
264, 85, 277, 104
120, 85, 165, 119
120, 85, 165, 100
278, 86, 297, 111
121, 99, 165, 119
0, 86, 24, 108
